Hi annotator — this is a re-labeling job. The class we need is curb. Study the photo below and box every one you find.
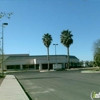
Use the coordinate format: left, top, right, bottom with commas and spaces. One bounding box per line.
66, 69, 79, 71
81, 70, 100, 73
16, 77, 32, 100
40, 70, 56, 72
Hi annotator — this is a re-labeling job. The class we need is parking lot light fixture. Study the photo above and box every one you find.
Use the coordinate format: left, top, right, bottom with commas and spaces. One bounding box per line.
1, 23, 8, 76
53, 44, 58, 68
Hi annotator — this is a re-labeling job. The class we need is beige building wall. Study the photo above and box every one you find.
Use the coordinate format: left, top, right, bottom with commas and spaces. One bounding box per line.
3, 54, 79, 70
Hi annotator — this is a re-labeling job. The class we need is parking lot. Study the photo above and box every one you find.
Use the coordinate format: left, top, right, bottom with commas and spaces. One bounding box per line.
8, 70, 100, 100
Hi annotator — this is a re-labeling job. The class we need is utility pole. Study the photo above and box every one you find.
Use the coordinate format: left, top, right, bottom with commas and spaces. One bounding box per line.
1, 23, 8, 76
53, 44, 58, 68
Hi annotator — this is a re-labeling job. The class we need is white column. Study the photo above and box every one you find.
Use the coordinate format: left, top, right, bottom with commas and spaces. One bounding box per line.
20, 64, 23, 70
53, 64, 56, 70
34, 64, 36, 70
63, 63, 65, 69
39, 63, 42, 70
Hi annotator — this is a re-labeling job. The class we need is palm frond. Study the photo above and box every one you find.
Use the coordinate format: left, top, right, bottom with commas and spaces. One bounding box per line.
42, 33, 53, 48
60, 30, 73, 48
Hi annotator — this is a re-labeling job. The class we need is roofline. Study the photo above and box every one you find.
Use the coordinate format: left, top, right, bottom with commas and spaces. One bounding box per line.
30, 55, 74, 56
2, 54, 79, 60
3, 54, 29, 56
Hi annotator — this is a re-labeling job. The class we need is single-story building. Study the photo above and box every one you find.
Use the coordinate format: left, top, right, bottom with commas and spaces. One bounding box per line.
0, 54, 79, 70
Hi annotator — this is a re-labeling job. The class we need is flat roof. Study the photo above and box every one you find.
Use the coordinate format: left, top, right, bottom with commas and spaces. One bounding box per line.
4, 54, 79, 61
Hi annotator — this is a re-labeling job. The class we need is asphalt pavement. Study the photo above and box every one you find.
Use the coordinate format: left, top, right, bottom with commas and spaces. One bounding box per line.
7, 70, 100, 100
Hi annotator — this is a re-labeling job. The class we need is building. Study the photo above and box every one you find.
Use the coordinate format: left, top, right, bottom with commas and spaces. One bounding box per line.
1, 54, 79, 70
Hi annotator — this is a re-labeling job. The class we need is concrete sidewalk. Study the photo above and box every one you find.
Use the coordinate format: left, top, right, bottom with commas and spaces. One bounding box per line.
0, 75, 29, 100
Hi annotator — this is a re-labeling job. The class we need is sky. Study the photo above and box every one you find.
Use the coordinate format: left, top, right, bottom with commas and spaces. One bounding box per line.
0, 0, 100, 61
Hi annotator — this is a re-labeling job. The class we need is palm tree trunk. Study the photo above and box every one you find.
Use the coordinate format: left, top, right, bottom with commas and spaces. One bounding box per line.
67, 47, 70, 69
47, 47, 50, 70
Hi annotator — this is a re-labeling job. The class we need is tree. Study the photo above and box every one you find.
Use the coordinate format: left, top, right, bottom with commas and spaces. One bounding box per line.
93, 39, 100, 68
93, 39, 100, 55
60, 30, 73, 69
0, 12, 13, 76
88, 61, 93, 67
93, 61, 96, 67
42, 33, 53, 70
85, 61, 89, 67
0, 12, 13, 19
79, 60, 84, 67
94, 54, 100, 67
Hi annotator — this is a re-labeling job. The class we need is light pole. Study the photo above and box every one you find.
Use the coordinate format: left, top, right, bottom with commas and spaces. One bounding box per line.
53, 44, 58, 68
1, 23, 8, 76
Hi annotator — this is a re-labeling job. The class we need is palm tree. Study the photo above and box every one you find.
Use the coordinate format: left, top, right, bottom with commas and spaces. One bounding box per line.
42, 33, 53, 70
60, 30, 73, 69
